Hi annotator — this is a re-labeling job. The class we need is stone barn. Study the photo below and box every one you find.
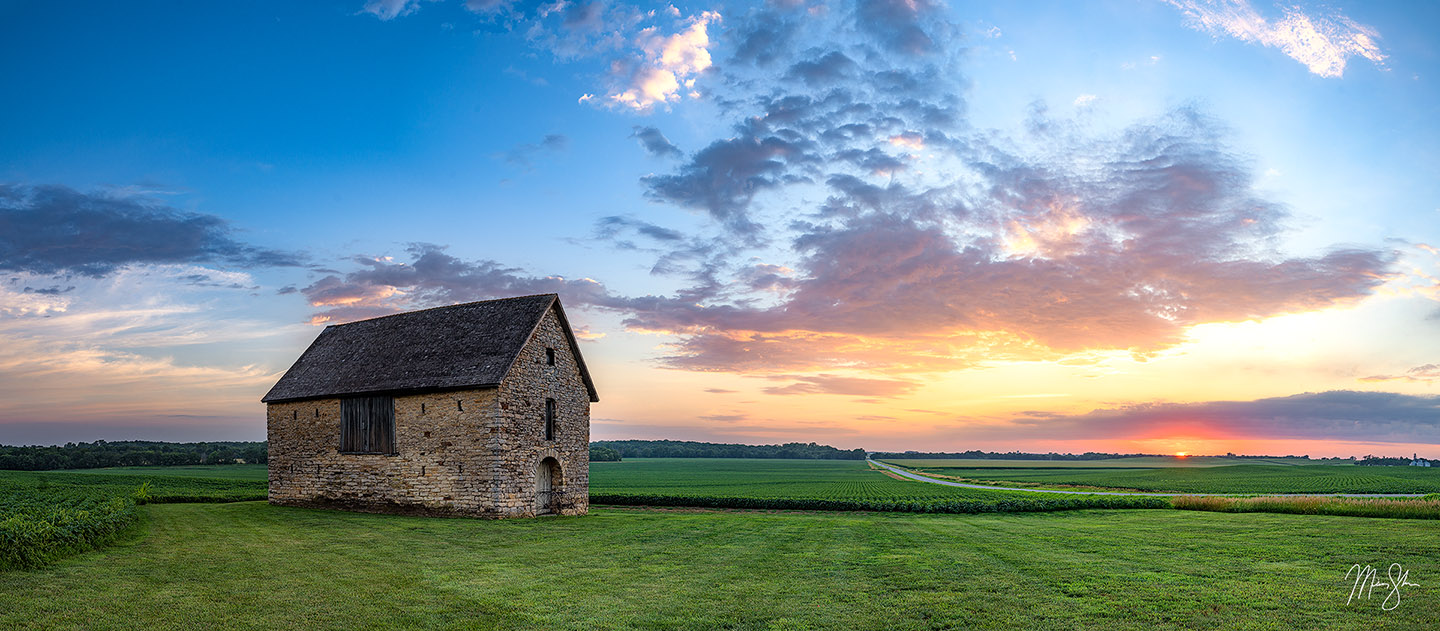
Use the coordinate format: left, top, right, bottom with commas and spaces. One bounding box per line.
261, 293, 597, 518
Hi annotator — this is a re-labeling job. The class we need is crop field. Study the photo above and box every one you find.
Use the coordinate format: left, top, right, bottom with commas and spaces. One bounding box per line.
55, 464, 268, 480
884, 462, 1440, 494
588, 458, 1168, 513
883, 456, 1319, 468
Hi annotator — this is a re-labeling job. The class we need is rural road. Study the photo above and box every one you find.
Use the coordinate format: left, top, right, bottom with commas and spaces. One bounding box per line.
867, 460, 1428, 498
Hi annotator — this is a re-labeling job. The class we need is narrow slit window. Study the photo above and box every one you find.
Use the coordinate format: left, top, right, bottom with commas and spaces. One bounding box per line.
340, 395, 395, 454
544, 398, 556, 441
545, 347, 555, 365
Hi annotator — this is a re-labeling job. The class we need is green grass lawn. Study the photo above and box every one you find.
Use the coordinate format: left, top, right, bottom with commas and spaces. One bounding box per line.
1, 502, 1435, 630
885, 463, 1440, 494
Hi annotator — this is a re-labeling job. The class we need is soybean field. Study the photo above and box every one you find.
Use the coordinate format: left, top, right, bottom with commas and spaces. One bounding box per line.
587, 458, 1167, 512
881, 461, 1440, 494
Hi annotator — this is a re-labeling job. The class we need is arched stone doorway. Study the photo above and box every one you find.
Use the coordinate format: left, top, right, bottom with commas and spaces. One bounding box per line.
535, 457, 562, 515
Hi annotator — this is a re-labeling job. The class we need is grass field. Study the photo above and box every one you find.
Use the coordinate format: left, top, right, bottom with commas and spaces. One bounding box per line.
882, 462, 1440, 494
1, 501, 1435, 629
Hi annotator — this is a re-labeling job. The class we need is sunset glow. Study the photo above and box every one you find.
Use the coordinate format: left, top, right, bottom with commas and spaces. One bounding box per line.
1, 1, 1438, 457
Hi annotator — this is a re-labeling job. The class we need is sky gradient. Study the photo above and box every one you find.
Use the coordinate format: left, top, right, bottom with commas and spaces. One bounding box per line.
2, 0, 1438, 457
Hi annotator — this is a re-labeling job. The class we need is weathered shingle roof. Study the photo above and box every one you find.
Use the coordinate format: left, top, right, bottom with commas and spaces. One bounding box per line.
262, 294, 598, 403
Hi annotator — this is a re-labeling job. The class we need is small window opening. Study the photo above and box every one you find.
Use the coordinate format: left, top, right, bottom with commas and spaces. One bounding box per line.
421, 402, 426, 414
292, 410, 297, 420
544, 398, 556, 441
546, 347, 556, 365
457, 399, 463, 411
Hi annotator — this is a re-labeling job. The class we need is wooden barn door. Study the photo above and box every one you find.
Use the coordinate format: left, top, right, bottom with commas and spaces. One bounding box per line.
535, 459, 555, 515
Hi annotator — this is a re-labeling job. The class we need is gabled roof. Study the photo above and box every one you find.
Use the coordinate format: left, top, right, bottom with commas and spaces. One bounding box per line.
262, 294, 598, 403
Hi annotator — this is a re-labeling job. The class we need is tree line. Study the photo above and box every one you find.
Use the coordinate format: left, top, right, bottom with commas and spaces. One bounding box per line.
590, 440, 866, 460
869, 450, 1168, 461
0, 441, 267, 471
0, 439, 869, 470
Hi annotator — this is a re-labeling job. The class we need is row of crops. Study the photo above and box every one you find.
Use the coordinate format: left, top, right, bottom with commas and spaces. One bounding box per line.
880, 462, 1440, 494
0, 471, 267, 570
587, 458, 1170, 513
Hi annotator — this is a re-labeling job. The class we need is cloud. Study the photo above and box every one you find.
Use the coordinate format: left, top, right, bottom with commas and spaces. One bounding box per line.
642, 131, 819, 235
1360, 364, 1440, 384
360, 0, 431, 20
786, 51, 859, 86
500, 134, 568, 169
0, 184, 303, 277
630, 96, 1395, 372
1073, 94, 1098, 107
1165, 0, 1386, 78
595, 215, 685, 243
299, 243, 620, 324
608, 10, 721, 111
347, 3, 1396, 381
762, 374, 919, 397
630, 126, 682, 157
0, 278, 307, 442
854, 0, 945, 56
997, 391, 1440, 445
728, 11, 797, 66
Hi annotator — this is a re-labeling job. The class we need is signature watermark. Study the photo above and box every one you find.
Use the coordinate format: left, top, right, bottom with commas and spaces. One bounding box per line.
1345, 563, 1419, 611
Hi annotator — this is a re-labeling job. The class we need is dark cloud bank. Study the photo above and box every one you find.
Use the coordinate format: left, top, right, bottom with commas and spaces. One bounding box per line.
0, 184, 302, 277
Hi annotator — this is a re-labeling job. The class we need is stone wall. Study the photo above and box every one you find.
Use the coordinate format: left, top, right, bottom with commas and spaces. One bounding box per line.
267, 388, 498, 516
494, 307, 591, 517
266, 304, 592, 518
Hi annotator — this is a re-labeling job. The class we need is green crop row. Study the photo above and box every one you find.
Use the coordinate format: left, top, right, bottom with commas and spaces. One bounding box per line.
1, 470, 269, 571
893, 464, 1440, 494
1, 488, 140, 571
590, 493, 1172, 513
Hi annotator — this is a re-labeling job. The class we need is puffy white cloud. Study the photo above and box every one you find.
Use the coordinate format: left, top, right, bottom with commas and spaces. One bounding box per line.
609, 11, 721, 111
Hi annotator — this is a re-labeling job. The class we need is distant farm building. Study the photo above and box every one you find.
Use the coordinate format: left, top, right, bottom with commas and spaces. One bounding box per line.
1412, 454, 1432, 467
262, 294, 597, 518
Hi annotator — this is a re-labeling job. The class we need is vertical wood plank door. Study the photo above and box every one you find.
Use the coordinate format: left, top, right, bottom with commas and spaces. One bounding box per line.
536, 460, 554, 514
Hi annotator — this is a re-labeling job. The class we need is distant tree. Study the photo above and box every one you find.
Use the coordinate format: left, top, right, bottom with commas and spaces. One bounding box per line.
590, 440, 865, 460
589, 445, 622, 462
0, 441, 268, 471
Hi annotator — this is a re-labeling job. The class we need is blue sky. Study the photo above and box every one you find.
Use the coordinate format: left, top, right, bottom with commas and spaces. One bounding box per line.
2, 0, 1439, 455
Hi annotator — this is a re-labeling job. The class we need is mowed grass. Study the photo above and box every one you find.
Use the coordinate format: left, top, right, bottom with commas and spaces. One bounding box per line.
2, 502, 1436, 630
884, 463, 1440, 495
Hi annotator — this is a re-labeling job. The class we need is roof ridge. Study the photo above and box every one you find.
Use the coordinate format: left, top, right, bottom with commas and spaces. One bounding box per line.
327, 293, 558, 328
